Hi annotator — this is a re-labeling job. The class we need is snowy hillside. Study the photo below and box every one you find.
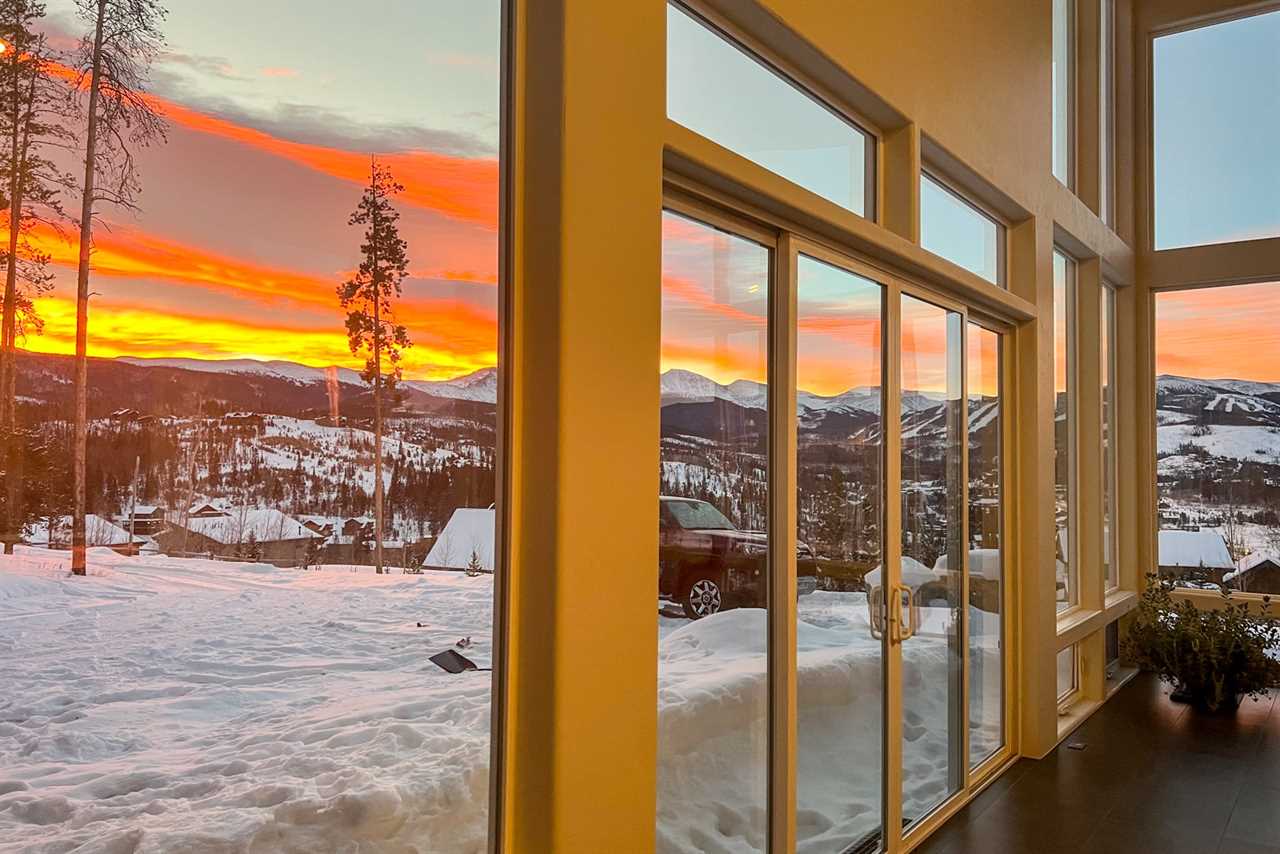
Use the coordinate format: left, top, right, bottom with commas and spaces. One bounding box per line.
118, 356, 364, 386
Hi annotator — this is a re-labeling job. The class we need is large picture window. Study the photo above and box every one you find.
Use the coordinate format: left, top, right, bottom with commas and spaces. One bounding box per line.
0, 3, 503, 850
1154, 281, 1280, 595
1153, 9, 1280, 249
666, 2, 874, 217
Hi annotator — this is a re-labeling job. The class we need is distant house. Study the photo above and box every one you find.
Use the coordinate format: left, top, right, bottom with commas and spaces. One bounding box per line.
296, 515, 336, 539
36, 515, 145, 555
221, 412, 265, 428
188, 501, 228, 519
1157, 529, 1235, 585
1227, 552, 1280, 594
424, 508, 495, 572
120, 504, 166, 537
154, 507, 321, 567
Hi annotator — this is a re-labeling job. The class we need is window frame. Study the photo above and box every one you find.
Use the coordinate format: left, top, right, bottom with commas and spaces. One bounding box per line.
1147, 6, 1280, 251
1101, 281, 1120, 593
1053, 249, 1081, 615
1148, 278, 1280, 608
919, 167, 1010, 288
667, 0, 880, 220
662, 170, 1024, 852
1099, 0, 1116, 226
1053, 0, 1078, 188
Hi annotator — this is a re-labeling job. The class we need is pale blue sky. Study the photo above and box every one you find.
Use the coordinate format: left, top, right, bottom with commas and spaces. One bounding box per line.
1154, 9, 1280, 250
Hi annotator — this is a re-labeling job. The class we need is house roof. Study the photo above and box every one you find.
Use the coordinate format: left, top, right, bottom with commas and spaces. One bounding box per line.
182, 508, 319, 545
35, 515, 140, 546
1158, 529, 1234, 570
424, 508, 494, 571
1235, 551, 1280, 573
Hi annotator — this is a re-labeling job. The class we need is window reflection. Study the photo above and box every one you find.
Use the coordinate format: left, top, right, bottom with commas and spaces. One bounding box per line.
795, 255, 884, 852
658, 210, 769, 852
968, 324, 1003, 767
898, 294, 965, 826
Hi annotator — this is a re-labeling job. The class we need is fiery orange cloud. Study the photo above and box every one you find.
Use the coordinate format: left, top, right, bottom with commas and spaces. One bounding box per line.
15, 221, 338, 310
46, 61, 498, 229
26, 296, 496, 381
10, 221, 496, 335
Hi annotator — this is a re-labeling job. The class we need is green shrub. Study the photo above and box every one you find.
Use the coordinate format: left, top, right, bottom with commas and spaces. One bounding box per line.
1122, 575, 1280, 712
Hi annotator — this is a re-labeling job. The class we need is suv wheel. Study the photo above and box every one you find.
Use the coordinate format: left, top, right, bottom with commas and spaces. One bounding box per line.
683, 573, 723, 620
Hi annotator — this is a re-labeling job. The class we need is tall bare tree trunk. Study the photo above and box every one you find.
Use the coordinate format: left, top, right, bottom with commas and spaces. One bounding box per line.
372, 279, 384, 575
0, 16, 23, 431
71, 0, 107, 577
2, 28, 25, 556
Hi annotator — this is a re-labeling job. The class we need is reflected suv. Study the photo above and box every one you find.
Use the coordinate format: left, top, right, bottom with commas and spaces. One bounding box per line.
659, 496, 818, 619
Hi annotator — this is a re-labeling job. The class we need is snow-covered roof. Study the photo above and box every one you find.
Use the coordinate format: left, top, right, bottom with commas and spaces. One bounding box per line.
1235, 551, 1280, 573
933, 549, 1003, 581
424, 508, 494, 571
865, 556, 938, 589
183, 509, 319, 545
36, 515, 140, 546
1158, 529, 1234, 570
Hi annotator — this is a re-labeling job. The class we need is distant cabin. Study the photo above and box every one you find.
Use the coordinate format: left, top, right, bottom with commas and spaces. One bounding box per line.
38, 514, 145, 555
155, 507, 321, 567
120, 504, 166, 537
188, 502, 228, 519
1157, 529, 1235, 585
424, 508, 495, 572
1227, 552, 1280, 594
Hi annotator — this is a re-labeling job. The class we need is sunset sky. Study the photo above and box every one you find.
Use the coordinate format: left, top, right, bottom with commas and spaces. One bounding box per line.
1156, 282, 1280, 382
22, 1, 500, 381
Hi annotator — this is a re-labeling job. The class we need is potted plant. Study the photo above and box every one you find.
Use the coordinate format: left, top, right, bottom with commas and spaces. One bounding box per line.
1122, 575, 1280, 713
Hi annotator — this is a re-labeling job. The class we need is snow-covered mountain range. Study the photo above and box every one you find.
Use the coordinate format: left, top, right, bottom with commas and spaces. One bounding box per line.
659, 368, 944, 415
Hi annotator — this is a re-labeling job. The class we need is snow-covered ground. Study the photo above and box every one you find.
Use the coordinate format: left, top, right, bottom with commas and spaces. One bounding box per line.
0, 549, 495, 854
3, 550, 1000, 854
657, 592, 1003, 854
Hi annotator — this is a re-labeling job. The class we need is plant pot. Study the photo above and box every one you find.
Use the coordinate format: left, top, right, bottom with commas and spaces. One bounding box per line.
1170, 685, 1242, 714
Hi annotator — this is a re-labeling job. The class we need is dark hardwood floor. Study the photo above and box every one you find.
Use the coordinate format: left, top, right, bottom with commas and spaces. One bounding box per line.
916, 673, 1280, 854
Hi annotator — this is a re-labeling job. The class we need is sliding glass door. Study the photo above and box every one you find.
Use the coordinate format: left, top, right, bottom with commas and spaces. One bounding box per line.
898, 295, 966, 828
656, 203, 1011, 853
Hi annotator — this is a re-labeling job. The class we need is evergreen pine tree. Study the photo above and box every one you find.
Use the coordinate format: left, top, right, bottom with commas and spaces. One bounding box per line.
337, 160, 411, 575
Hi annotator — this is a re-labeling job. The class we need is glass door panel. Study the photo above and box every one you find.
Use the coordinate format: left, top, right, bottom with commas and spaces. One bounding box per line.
898, 294, 965, 828
657, 209, 771, 853
795, 254, 885, 852
967, 324, 1004, 768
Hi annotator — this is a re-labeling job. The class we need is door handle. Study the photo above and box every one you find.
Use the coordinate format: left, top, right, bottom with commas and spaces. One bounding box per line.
892, 584, 917, 642
869, 586, 886, 640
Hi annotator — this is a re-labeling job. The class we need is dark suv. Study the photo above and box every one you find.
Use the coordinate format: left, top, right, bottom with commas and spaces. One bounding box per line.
659, 495, 818, 619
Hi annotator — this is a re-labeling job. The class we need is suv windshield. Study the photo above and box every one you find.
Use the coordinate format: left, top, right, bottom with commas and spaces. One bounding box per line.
664, 499, 736, 531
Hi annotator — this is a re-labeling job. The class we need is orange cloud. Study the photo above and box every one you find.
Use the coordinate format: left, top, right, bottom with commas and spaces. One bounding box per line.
26, 296, 496, 381
15, 221, 338, 310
